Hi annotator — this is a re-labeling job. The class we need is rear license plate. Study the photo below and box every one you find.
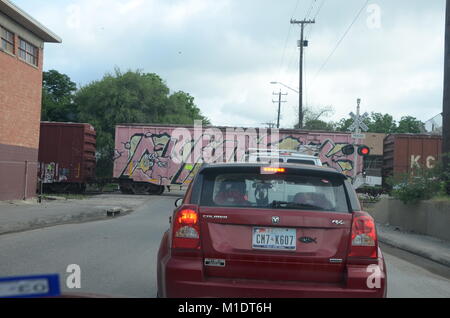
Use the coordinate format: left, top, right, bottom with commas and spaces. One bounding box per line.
252, 227, 296, 251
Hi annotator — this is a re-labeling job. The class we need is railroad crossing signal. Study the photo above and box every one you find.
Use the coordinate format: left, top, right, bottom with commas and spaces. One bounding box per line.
342, 144, 371, 157
358, 145, 370, 156
348, 111, 369, 132
351, 133, 366, 140
348, 98, 370, 183
342, 144, 355, 156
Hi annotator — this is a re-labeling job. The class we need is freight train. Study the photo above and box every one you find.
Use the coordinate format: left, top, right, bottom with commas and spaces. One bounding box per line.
36, 122, 443, 195
112, 124, 366, 194
38, 122, 96, 193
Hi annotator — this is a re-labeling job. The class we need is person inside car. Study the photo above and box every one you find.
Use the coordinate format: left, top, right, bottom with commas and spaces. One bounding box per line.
214, 179, 250, 206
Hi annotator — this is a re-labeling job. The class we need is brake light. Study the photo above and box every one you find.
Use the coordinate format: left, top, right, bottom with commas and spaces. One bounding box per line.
172, 206, 200, 249
262, 167, 286, 173
349, 213, 377, 258
177, 209, 198, 225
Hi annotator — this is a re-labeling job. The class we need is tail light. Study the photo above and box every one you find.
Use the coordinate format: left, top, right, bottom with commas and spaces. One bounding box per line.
172, 206, 200, 249
349, 213, 378, 258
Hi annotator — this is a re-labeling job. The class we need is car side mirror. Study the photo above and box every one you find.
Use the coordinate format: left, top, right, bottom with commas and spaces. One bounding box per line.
175, 198, 183, 207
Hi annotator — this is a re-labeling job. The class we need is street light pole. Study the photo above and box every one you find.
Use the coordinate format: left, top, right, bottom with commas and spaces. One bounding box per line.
270, 81, 299, 94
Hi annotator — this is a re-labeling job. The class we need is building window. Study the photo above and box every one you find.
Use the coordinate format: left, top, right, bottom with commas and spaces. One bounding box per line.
1, 26, 14, 54
18, 38, 38, 66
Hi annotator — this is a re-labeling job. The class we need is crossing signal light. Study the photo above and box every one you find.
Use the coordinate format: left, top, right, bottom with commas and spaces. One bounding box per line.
358, 145, 370, 156
342, 144, 355, 156
342, 144, 370, 156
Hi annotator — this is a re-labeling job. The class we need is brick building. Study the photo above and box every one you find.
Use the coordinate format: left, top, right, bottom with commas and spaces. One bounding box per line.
0, 0, 61, 200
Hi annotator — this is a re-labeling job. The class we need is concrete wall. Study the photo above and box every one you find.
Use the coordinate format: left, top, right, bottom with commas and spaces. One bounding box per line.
369, 198, 450, 241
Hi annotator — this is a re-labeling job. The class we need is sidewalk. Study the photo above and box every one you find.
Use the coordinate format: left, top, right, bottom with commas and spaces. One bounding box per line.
0, 194, 151, 236
377, 223, 450, 267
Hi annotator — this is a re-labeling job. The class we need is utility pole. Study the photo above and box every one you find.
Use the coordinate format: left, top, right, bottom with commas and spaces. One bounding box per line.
262, 122, 276, 129
443, 0, 450, 194
290, 19, 315, 129
272, 90, 288, 129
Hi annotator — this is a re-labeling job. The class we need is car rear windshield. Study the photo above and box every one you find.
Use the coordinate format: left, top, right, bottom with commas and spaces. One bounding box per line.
200, 168, 350, 213
286, 159, 315, 165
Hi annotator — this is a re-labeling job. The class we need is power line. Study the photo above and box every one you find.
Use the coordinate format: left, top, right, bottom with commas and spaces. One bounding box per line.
290, 19, 315, 129
304, 0, 317, 20
277, 0, 303, 80
303, 0, 327, 107
305, 0, 326, 40
309, 0, 370, 86
286, 0, 326, 91
273, 91, 288, 128
277, 0, 320, 111
262, 122, 277, 129
313, 0, 326, 20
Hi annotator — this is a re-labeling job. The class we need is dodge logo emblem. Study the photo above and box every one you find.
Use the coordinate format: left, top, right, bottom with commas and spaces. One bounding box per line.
272, 216, 280, 224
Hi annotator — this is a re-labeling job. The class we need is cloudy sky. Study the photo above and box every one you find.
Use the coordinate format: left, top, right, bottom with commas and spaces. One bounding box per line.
12, 0, 447, 128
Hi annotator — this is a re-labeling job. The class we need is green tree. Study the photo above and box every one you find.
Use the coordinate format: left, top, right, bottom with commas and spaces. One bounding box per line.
41, 70, 77, 121
166, 91, 211, 125
335, 116, 372, 132
335, 112, 396, 133
303, 119, 335, 131
367, 112, 397, 133
396, 116, 425, 133
335, 117, 353, 132
75, 69, 209, 177
296, 105, 334, 130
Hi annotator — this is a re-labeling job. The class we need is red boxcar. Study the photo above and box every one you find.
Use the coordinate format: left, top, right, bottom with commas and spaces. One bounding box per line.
38, 122, 96, 192
382, 134, 442, 180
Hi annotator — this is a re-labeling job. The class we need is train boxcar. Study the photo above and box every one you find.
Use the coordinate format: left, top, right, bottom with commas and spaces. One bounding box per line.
382, 134, 442, 183
38, 122, 96, 193
113, 124, 365, 194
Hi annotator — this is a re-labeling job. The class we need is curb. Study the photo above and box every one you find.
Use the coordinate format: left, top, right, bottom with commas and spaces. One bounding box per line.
0, 207, 130, 236
378, 235, 450, 268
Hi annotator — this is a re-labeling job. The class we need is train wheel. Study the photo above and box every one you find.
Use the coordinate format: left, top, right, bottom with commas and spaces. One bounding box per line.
155, 186, 165, 195
71, 183, 86, 194
119, 184, 133, 194
131, 183, 151, 195
48, 183, 71, 193
79, 183, 87, 194
148, 185, 165, 195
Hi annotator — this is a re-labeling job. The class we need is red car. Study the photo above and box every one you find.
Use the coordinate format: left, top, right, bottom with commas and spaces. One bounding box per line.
157, 163, 387, 298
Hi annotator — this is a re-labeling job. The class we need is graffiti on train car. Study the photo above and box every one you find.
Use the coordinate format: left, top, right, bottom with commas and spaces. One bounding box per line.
38, 162, 71, 184
113, 125, 360, 186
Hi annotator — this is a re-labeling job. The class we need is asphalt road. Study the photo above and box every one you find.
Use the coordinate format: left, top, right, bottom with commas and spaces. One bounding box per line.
0, 194, 449, 298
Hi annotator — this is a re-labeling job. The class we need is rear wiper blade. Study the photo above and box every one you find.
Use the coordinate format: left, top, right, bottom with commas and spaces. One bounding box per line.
271, 201, 323, 210
271, 200, 287, 208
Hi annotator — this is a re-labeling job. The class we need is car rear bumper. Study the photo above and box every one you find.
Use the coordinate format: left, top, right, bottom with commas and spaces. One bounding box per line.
159, 255, 387, 298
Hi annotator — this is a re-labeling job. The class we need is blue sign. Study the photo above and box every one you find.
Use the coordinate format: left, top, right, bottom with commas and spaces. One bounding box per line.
0, 274, 60, 298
